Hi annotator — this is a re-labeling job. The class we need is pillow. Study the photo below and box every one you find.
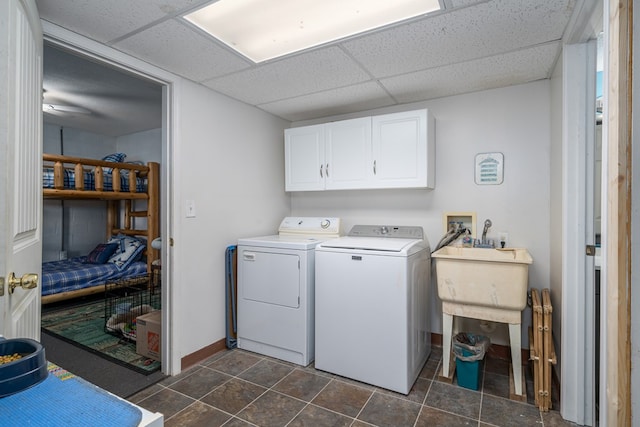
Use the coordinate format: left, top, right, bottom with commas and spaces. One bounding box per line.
85, 242, 119, 264
102, 153, 127, 173
107, 235, 145, 271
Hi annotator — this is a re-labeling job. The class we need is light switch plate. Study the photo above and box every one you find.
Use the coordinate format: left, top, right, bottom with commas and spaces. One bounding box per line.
186, 200, 196, 218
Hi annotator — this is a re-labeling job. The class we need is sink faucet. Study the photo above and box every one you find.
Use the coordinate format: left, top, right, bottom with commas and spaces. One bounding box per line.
481, 219, 492, 244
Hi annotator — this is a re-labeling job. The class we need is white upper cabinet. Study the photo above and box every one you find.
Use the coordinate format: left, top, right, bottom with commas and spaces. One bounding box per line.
284, 124, 325, 191
371, 109, 435, 189
285, 109, 434, 192
324, 117, 371, 190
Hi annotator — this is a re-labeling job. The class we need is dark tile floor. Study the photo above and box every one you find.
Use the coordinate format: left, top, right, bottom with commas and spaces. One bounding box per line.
128, 346, 579, 427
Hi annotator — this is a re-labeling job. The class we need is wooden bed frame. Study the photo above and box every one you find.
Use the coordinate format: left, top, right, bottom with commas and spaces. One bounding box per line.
42, 153, 160, 304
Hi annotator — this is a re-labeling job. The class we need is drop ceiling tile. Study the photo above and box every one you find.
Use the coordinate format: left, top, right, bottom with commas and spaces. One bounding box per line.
258, 82, 396, 122
36, 0, 200, 43
114, 19, 252, 82
341, 0, 574, 78
380, 42, 560, 103
202, 47, 372, 106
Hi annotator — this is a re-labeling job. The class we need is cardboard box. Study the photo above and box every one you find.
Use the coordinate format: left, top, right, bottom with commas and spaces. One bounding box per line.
136, 310, 161, 361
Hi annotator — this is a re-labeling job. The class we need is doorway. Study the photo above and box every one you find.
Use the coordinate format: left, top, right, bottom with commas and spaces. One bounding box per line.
40, 32, 174, 384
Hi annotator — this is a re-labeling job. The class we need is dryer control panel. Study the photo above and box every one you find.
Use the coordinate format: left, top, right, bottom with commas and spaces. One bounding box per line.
347, 225, 423, 239
278, 217, 341, 236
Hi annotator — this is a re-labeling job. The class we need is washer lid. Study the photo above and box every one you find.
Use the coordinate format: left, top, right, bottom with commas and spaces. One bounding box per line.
317, 236, 424, 252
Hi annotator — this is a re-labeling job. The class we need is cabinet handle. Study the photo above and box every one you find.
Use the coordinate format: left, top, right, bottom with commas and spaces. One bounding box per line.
373, 160, 377, 175
326, 163, 329, 177
320, 164, 323, 178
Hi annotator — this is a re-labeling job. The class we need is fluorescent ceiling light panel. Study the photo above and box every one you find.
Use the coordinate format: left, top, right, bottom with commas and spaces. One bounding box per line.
185, 0, 441, 63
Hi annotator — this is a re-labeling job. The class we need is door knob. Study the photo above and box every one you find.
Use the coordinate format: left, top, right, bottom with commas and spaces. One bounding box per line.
8, 272, 38, 294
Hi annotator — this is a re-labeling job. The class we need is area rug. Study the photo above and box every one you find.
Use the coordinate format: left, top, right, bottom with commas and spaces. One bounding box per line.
41, 299, 161, 375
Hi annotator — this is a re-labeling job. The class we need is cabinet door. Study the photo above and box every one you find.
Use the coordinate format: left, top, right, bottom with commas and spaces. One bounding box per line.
285, 124, 325, 191
371, 109, 434, 189
325, 117, 372, 190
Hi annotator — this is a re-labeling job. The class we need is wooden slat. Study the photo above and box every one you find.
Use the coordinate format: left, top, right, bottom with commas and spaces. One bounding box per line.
74, 163, 84, 190
53, 161, 64, 189
125, 200, 132, 229
542, 288, 554, 410
528, 327, 540, 407
530, 288, 545, 409
129, 169, 136, 193
41, 285, 105, 305
95, 166, 104, 191
146, 162, 160, 272
106, 201, 118, 240
43, 189, 149, 200
111, 228, 148, 236
43, 153, 148, 173
112, 168, 121, 192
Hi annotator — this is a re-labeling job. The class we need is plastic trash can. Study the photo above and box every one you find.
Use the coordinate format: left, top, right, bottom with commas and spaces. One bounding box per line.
453, 333, 490, 391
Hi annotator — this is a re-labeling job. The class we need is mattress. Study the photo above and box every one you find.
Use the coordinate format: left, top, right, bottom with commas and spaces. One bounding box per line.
42, 257, 148, 296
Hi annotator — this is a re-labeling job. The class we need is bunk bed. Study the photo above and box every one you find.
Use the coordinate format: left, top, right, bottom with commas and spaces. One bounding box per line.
41, 153, 160, 304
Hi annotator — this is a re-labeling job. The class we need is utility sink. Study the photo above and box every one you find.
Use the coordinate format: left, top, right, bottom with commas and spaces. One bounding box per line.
432, 246, 533, 312
432, 246, 533, 398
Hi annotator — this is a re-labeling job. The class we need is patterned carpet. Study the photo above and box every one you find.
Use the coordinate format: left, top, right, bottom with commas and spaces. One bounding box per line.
41, 299, 160, 374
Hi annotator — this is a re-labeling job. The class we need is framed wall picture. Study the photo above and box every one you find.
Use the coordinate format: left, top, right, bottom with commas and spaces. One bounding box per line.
475, 152, 504, 185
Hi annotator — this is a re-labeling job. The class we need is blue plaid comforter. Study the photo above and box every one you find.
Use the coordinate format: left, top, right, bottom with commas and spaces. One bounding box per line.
42, 168, 146, 192
42, 257, 148, 296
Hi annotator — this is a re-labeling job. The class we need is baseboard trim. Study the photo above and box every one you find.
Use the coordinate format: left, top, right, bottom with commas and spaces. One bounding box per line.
181, 333, 527, 373
181, 338, 226, 371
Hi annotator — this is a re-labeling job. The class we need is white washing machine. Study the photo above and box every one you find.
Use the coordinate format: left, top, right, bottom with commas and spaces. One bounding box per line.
237, 217, 340, 366
315, 225, 431, 394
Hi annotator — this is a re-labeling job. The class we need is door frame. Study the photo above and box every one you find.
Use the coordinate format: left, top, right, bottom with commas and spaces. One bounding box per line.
561, 40, 598, 426
41, 21, 180, 375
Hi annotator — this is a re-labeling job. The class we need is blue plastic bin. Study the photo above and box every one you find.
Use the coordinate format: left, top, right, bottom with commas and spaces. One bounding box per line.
455, 347, 482, 390
456, 360, 482, 390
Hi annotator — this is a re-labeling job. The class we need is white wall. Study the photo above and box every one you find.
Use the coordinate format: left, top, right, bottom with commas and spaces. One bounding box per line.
291, 81, 552, 347
117, 128, 162, 163
172, 80, 289, 360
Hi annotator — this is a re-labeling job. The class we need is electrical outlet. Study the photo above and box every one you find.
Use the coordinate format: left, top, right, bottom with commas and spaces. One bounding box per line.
498, 232, 509, 248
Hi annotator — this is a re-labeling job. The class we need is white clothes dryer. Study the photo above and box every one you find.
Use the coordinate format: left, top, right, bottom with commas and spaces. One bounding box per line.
314, 225, 431, 394
237, 217, 340, 366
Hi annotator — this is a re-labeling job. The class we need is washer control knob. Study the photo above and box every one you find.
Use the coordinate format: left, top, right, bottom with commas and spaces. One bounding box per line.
321, 219, 331, 229
380, 226, 389, 234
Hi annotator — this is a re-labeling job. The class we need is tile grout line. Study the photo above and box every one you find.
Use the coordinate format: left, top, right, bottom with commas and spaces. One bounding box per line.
282, 376, 337, 427
135, 348, 553, 426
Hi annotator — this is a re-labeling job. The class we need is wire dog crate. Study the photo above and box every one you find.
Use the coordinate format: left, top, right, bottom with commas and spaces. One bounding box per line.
104, 274, 161, 341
